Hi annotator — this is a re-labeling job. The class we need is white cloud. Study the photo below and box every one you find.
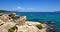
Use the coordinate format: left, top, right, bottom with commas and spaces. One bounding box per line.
16, 6, 25, 10
15, 6, 35, 11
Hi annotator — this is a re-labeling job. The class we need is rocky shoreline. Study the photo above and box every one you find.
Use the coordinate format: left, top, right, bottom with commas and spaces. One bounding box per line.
0, 13, 56, 32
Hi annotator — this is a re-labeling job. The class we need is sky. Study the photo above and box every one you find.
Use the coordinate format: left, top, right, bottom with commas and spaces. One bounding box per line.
0, 0, 60, 12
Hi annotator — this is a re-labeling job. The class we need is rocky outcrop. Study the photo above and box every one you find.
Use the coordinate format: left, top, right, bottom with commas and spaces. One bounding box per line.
0, 22, 16, 32
0, 13, 39, 32
0, 13, 26, 25
16, 25, 40, 32
0, 13, 27, 32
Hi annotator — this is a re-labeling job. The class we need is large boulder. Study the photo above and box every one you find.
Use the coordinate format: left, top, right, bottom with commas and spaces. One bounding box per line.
8, 13, 16, 19
14, 16, 26, 25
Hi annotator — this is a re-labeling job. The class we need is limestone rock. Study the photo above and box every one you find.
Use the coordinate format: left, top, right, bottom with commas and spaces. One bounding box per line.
16, 25, 40, 32
0, 13, 27, 32
0, 19, 5, 26
0, 22, 16, 32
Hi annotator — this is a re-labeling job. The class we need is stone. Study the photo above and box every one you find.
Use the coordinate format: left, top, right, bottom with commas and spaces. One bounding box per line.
13, 16, 26, 25
0, 22, 16, 32
16, 25, 40, 32
0, 19, 5, 26
8, 13, 16, 18
0, 14, 12, 22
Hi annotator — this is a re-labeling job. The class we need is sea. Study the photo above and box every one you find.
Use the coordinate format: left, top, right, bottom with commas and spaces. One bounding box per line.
16, 12, 60, 32
0, 12, 60, 32
16, 12, 60, 24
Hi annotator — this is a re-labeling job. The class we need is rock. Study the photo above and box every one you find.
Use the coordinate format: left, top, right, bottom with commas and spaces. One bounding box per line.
14, 16, 26, 25
0, 13, 27, 32
8, 13, 16, 18
0, 22, 16, 32
0, 14, 12, 22
0, 19, 5, 26
16, 25, 40, 32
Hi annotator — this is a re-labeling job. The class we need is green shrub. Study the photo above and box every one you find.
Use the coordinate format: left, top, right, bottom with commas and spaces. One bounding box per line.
36, 24, 42, 29
8, 26, 17, 32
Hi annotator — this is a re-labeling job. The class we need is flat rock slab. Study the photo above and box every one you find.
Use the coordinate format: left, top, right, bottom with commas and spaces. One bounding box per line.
0, 22, 16, 32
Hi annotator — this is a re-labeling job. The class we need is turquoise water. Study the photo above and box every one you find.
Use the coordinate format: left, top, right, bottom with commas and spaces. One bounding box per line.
16, 12, 60, 25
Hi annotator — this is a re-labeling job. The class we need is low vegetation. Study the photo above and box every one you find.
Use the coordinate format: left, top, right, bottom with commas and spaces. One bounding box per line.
36, 24, 43, 29
8, 26, 17, 32
0, 10, 8, 12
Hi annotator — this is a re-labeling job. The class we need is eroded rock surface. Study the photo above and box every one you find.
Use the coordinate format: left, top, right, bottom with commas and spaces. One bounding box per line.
0, 13, 30, 32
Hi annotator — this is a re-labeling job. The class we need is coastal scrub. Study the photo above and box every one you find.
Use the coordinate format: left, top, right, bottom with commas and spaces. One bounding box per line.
8, 26, 17, 32
36, 24, 43, 29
